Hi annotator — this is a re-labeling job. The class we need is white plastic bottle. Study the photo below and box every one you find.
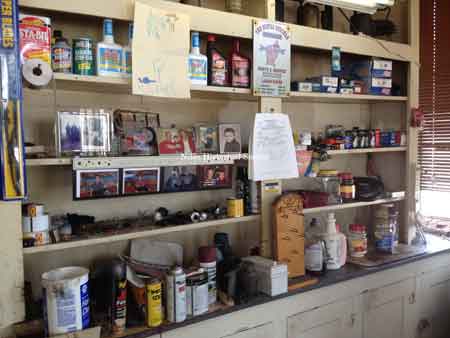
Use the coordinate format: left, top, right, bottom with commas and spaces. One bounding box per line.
320, 213, 347, 270
97, 18, 123, 77
122, 23, 133, 77
188, 31, 207, 86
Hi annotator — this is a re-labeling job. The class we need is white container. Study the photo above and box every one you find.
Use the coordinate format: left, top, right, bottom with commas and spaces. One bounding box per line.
97, 19, 123, 77
320, 213, 347, 270
42, 267, 90, 336
242, 256, 288, 296
188, 31, 207, 85
122, 23, 133, 77
166, 266, 187, 323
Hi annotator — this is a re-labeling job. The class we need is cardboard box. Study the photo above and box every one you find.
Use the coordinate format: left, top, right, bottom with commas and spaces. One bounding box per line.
370, 77, 392, 96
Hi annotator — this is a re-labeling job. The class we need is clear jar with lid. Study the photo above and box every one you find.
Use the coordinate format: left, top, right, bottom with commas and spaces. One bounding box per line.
339, 172, 355, 202
318, 170, 342, 204
348, 224, 368, 257
374, 204, 399, 252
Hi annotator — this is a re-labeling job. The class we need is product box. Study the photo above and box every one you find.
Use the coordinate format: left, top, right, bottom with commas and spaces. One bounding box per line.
307, 76, 339, 93
371, 59, 393, 78
242, 256, 288, 297
291, 81, 321, 93
370, 77, 392, 96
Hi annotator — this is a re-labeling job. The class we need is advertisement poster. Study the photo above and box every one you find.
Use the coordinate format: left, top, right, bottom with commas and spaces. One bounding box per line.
253, 20, 291, 97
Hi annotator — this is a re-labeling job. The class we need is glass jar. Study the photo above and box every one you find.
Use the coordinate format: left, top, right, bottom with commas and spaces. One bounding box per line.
374, 204, 399, 253
339, 172, 355, 202
318, 170, 342, 204
348, 224, 368, 257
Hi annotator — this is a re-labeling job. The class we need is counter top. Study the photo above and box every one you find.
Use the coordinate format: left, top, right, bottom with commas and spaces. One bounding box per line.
112, 235, 450, 338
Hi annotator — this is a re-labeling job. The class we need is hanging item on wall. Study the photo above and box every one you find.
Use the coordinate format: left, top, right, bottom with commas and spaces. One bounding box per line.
122, 168, 160, 195
132, 1, 190, 98
219, 123, 241, 154
0, 0, 26, 200
253, 19, 291, 97
74, 169, 120, 199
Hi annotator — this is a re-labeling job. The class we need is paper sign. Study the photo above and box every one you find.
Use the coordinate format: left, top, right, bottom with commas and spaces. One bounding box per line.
253, 20, 291, 97
249, 113, 299, 181
132, 1, 190, 98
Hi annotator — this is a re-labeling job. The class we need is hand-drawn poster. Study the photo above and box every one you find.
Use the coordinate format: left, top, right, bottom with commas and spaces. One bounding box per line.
133, 1, 190, 98
253, 20, 291, 97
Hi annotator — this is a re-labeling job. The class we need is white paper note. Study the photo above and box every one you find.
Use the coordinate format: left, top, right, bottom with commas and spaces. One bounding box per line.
132, 1, 190, 98
249, 113, 299, 181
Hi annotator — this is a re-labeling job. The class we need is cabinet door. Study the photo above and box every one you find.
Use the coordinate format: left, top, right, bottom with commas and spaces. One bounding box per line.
362, 278, 415, 338
417, 266, 450, 338
287, 297, 359, 338
222, 322, 276, 338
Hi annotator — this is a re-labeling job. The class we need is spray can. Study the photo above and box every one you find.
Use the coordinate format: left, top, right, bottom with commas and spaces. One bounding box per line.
111, 259, 127, 334
186, 270, 209, 317
166, 266, 187, 323
198, 246, 217, 305
146, 278, 163, 327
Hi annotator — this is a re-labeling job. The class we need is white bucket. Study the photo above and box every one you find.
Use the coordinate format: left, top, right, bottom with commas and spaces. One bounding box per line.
42, 267, 90, 336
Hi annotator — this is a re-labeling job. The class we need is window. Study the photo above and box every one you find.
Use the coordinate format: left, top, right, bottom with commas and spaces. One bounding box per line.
419, 0, 450, 225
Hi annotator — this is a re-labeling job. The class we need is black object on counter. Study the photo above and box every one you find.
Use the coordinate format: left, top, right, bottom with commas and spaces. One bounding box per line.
354, 177, 384, 201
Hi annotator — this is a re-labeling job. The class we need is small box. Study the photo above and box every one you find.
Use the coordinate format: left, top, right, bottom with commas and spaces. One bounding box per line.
372, 59, 393, 78
308, 76, 338, 93
370, 77, 392, 96
291, 81, 313, 92
242, 256, 288, 297
339, 86, 353, 95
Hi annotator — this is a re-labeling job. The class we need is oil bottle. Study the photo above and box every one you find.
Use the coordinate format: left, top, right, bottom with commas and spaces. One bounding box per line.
207, 34, 228, 86
97, 18, 123, 77
229, 39, 250, 88
188, 31, 207, 85
122, 23, 133, 77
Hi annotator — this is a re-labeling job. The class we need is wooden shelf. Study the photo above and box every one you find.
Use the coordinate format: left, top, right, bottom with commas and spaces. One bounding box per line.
23, 215, 261, 255
26, 158, 72, 167
288, 91, 408, 103
20, 0, 415, 63
303, 196, 406, 214
328, 147, 407, 155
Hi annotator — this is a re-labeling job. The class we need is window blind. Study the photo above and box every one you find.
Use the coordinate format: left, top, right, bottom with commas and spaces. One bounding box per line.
419, 0, 450, 192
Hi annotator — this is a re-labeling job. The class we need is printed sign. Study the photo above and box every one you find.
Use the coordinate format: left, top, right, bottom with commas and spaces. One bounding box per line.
132, 1, 190, 98
253, 20, 291, 97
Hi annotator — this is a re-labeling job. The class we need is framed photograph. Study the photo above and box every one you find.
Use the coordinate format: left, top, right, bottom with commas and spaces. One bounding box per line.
75, 169, 120, 199
122, 168, 160, 195
114, 110, 160, 155
162, 166, 199, 192
219, 124, 242, 154
158, 128, 184, 155
195, 124, 218, 153
57, 111, 82, 154
198, 165, 232, 189
179, 128, 196, 154
81, 112, 111, 153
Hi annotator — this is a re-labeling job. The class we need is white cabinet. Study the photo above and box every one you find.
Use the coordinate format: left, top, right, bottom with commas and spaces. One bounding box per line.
417, 266, 450, 338
221, 322, 276, 338
361, 278, 416, 338
287, 297, 360, 338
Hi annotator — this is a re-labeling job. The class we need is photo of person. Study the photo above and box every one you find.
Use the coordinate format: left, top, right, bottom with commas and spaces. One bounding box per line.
80, 112, 111, 152
158, 128, 184, 154
195, 124, 218, 153
123, 168, 160, 195
58, 112, 82, 153
162, 166, 198, 192
198, 165, 232, 189
180, 128, 196, 154
76, 169, 119, 199
219, 124, 242, 153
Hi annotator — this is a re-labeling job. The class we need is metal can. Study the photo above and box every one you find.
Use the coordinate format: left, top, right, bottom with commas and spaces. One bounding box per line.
166, 266, 187, 323
186, 270, 209, 317
73, 38, 95, 75
227, 197, 244, 218
146, 279, 163, 328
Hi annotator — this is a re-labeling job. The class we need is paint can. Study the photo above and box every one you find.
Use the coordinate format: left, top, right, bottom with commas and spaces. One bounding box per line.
198, 246, 217, 305
146, 278, 163, 328
73, 38, 95, 75
111, 260, 127, 334
227, 197, 244, 218
166, 266, 186, 323
186, 270, 209, 317
42, 267, 90, 336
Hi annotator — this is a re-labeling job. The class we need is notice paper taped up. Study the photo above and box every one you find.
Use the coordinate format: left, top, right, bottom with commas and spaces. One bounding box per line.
132, 1, 190, 98
249, 113, 299, 181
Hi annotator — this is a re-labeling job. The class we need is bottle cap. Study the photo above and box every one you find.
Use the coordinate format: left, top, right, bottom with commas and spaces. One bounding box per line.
198, 246, 216, 263
208, 34, 216, 42
53, 30, 63, 39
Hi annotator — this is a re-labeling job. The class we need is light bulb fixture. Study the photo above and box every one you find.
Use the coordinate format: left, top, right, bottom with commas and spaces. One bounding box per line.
303, 0, 395, 15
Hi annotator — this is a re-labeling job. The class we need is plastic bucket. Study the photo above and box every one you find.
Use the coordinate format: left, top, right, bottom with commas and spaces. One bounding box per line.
42, 267, 90, 336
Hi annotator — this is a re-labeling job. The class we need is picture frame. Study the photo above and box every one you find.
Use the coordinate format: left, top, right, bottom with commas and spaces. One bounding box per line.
114, 110, 160, 155
122, 168, 160, 195
157, 128, 184, 155
198, 165, 232, 189
80, 111, 111, 153
179, 128, 196, 154
162, 166, 199, 192
75, 169, 120, 199
219, 124, 242, 154
195, 124, 218, 153
57, 111, 82, 154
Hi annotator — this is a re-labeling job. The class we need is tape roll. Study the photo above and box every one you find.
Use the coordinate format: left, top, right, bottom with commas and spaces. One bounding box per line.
22, 58, 53, 87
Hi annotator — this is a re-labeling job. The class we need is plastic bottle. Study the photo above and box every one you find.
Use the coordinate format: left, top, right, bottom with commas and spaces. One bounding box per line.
188, 31, 207, 86
320, 213, 347, 270
229, 39, 250, 88
207, 35, 228, 86
97, 18, 123, 77
122, 23, 133, 77
52, 30, 72, 73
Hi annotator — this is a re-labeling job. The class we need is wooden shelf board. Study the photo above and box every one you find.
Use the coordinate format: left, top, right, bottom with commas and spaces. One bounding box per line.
303, 196, 406, 214
26, 158, 72, 166
289, 91, 408, 103
328, 147, 407, 155
23, 215, 261, 255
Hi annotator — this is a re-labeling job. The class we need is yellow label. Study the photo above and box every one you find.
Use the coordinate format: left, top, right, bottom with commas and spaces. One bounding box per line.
146, 282, 163, 327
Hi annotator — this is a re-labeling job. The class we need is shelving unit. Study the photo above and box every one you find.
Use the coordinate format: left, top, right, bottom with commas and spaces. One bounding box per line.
22, 215, 261, 255
327, 147, 407, 155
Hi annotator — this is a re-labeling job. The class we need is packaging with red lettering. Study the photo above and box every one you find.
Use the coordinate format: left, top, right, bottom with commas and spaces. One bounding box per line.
19, 14, 51, 65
